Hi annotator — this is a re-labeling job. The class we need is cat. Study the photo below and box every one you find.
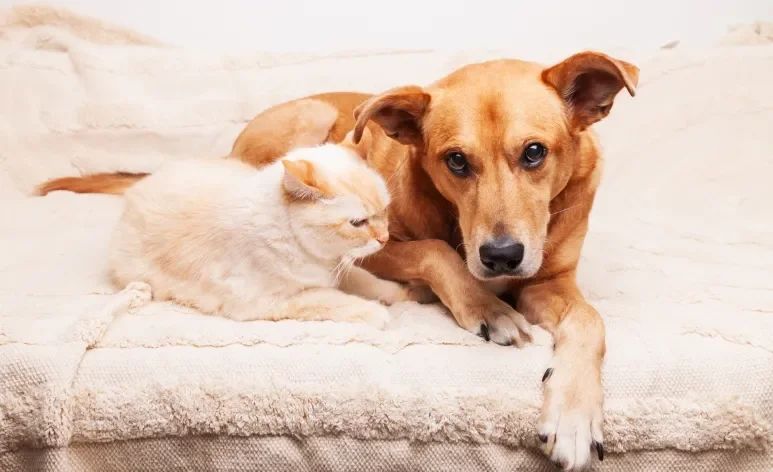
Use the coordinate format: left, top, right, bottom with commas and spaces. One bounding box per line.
108, 143, 429, 327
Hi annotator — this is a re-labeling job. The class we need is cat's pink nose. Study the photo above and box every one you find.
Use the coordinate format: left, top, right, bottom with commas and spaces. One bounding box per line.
376, 233, 389, 245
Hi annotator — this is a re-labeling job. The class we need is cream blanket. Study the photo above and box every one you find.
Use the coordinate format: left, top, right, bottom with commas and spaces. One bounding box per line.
1, 5, 772, 471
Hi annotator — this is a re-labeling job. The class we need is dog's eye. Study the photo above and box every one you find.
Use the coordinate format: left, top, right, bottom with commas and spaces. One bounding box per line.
445, 151, 469, 176
522, 143, 547, 168
349, 218, 368, 227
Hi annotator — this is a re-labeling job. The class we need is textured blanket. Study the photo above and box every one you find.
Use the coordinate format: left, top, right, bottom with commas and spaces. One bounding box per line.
1, 5, 772, 471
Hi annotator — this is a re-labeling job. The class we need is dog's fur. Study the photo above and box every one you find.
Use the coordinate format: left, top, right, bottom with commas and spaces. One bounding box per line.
38, 51, 638, 470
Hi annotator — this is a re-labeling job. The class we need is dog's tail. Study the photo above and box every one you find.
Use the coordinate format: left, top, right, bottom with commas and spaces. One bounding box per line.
37, 172, 149, 196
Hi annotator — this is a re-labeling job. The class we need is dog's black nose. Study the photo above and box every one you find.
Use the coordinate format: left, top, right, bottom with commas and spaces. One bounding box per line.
479, 237, 525, 274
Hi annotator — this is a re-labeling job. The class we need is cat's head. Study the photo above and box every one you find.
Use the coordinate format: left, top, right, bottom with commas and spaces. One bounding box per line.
281, 144, 391, 262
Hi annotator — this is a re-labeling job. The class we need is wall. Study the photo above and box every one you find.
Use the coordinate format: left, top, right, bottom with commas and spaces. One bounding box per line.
3, 0, 773, 52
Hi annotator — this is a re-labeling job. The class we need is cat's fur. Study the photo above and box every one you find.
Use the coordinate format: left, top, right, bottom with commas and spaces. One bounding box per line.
108, 143, 423, 327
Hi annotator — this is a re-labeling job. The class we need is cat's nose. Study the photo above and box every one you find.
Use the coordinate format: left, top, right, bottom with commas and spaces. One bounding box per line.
376, 233, 389, 245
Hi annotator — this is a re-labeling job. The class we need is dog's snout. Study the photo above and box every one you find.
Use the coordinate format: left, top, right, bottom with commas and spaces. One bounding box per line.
479, 237, 525, 275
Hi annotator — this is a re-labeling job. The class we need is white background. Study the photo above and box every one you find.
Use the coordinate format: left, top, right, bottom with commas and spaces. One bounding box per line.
3, 0, 773, 52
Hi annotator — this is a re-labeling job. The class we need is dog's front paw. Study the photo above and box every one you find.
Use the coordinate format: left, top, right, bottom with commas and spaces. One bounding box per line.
461, 295, 533, 347
539, 352, 604, 471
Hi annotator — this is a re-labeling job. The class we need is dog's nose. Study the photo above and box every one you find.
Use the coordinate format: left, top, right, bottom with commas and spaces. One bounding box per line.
479, 237, 525, 274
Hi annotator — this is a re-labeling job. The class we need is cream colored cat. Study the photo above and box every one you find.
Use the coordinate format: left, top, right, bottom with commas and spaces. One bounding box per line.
108, 143, 426, 327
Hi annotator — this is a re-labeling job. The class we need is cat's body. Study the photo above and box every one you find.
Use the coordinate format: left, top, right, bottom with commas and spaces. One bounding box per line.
109, 144, 425, 326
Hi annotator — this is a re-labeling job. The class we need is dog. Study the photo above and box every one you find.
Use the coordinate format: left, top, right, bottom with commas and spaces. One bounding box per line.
39, 51, 638, 470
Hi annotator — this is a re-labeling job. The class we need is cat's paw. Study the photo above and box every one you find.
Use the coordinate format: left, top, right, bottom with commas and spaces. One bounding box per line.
347, 301, 391, 329
403, 284, 438, 304
373, 281, 436, 306
383, 283, 437, 305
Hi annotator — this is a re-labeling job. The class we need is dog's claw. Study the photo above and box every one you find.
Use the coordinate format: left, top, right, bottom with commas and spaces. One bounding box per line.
542, 367, 553, 382
538, 434, 548, 443
479, 323, 490, 341
596, 442, 604, 461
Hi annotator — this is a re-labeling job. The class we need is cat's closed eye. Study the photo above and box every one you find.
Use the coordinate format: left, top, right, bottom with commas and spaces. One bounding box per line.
349, 218, 368, 228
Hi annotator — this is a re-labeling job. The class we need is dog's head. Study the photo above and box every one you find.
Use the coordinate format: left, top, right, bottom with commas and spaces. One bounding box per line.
352, 52, 638, 281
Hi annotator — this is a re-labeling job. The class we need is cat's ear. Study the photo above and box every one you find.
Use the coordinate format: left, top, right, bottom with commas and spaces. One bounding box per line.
281, 159, 325, 200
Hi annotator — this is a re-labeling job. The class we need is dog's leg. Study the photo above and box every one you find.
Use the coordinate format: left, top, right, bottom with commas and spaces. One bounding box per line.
360, 240, 532, 346
517, 275, 605, 471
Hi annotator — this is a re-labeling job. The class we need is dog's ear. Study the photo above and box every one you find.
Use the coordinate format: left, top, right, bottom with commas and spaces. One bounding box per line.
352, 86, 431, 146
542, 52, 639, 131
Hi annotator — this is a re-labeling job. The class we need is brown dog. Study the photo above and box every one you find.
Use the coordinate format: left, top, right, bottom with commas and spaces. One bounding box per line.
39, 51, 638, 470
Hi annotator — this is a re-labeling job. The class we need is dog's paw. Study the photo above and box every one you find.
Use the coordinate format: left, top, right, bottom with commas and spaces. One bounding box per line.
463, 296, 533, 347
538, 354, 604, 471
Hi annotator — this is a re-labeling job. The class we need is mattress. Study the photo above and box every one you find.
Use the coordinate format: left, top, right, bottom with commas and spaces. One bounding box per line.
1, 5, 772, 471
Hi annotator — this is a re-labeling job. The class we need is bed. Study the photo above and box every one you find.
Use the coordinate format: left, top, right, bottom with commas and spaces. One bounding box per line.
1, 6, 771, 471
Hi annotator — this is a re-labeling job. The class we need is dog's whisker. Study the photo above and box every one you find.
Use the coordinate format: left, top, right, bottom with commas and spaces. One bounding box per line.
384, 155, 410, 194
538, 236, 556, 253
550, 203, 583, 217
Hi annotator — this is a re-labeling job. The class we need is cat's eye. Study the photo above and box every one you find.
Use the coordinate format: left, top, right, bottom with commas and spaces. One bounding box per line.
349, 218, 368, 227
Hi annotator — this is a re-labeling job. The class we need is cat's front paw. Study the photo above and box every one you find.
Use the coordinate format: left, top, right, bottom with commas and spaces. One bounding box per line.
403, 284, 438, 304
374, 282, 436, 306
347, 301, 391, 329
383, 283, 437, 305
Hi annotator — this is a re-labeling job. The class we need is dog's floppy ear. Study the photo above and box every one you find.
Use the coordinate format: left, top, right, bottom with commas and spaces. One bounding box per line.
352, 86, 431, 146
542, 51, 639, 131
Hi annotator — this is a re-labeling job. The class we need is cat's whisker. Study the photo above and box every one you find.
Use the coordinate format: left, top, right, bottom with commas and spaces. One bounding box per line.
333, 254, 360, 287
332, 257, 350, 287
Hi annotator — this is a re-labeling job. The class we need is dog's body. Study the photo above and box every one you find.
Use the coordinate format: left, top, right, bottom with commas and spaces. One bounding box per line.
39, 52, 638, 470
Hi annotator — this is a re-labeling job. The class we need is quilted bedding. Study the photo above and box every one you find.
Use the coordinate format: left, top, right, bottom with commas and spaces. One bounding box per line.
1, 5, 772, 471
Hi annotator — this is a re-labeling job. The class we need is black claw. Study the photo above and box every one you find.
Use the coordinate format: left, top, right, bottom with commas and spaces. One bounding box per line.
596, 442, 604, 461
479, 323, 490, 341
542, 367, 553, 382
538, 434, 548, 443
